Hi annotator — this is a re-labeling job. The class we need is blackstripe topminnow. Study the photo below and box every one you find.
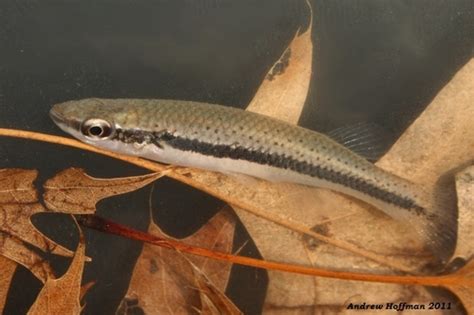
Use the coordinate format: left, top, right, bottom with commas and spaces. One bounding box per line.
50, 98, 456, 262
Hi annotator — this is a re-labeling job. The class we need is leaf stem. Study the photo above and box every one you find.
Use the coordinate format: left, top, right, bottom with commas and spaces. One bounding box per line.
76, 214, 445, 287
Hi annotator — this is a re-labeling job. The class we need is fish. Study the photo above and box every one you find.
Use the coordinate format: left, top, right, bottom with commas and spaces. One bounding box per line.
50, 98, 456, 262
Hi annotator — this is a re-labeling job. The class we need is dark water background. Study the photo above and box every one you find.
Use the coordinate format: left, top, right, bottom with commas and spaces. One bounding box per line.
0, 0, 473, 314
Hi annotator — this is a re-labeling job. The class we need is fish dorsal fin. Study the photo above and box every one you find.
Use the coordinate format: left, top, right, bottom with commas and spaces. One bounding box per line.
326, 123, 390, 162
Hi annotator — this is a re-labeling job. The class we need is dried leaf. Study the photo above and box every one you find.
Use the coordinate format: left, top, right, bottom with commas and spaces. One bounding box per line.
80, 281, 96, 301
0, 169, 72, 281
376, 59, 474, 265
0, 256, 16, 313
0, 167, 161, 284
239, 49, 473, 312
453, 166, 474, 260
27, 233, 86, 315
119, 209, 236, 315
376, 60, 474, 186
0, 232, 57, 283
43, 167, 164, 213
247, 0, 312, 122
228, 0, 472, 310
190, 261, 243, 315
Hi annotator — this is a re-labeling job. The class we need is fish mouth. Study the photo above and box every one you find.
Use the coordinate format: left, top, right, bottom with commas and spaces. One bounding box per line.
49, 107, 66, 125
49, 106, 82, 133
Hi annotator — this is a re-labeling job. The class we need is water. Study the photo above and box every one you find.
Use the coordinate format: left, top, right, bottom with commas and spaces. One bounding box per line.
0, 1, 472, 314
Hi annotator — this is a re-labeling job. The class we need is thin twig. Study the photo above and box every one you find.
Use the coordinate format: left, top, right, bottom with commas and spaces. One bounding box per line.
76, 214, 445, 287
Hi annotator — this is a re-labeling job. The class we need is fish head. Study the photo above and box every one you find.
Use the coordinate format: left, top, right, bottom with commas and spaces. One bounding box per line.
50, 98, 168, 158
50, 98, 130, 145
51, 98, 112, 142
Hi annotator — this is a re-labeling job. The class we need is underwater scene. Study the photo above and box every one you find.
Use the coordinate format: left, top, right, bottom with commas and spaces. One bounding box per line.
0, 1, 473, 314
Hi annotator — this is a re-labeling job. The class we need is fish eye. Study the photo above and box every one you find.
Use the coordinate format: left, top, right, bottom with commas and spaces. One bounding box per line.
81, 119, 114, 139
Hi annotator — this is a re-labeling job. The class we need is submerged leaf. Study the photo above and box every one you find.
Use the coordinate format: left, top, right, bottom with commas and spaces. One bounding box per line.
0, 169, 72, 281
452, 166, 474, 261
27, 233, 86, 315
190, 261, 243, 315
247, 5, 312, 123
376, 60, 474, 265
236, 58, 473, 312
0, 256, 16, 313
377, 60, 474, 186
43, 167, 164, 213
0, 232, 57, 283
0, 167, 162, 283
224, 1, 472, 310
119, 209, 236, 314
241, 51, 473, 311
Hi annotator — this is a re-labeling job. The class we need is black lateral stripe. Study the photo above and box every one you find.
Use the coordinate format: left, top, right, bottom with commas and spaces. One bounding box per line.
113, 129, 425, 214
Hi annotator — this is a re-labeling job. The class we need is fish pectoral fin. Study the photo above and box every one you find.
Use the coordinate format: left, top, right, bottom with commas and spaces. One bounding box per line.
326, 122, 391, 162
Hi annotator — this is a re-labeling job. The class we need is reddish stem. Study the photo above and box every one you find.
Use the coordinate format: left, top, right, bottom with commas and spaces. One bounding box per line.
76, 214, 444, 287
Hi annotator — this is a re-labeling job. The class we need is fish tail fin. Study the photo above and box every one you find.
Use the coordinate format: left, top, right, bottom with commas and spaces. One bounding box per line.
415, 183, 458, 265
